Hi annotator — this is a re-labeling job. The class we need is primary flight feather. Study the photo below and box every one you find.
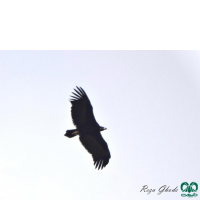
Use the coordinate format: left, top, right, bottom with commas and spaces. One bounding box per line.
65, 86, 111, 170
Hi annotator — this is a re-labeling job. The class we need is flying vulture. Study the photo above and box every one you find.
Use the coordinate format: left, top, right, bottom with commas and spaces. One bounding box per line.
64, 86, 111, 170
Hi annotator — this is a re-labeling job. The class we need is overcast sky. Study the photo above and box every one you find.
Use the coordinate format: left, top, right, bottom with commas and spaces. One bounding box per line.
0, 51, 200, 200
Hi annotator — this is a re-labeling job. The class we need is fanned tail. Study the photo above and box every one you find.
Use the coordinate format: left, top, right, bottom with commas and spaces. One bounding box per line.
64, 129, 79, 138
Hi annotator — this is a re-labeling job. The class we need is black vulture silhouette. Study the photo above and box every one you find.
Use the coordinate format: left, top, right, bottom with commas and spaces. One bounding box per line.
65, 86, 111, 170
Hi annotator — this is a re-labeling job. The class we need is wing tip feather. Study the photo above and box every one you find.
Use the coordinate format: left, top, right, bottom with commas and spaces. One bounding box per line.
70, 86, 87, 102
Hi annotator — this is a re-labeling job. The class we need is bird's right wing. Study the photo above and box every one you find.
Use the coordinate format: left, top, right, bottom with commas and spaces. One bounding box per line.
70, 87, 98, 129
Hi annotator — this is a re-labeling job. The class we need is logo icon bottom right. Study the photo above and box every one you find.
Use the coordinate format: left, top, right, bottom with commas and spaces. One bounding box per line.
180, 182, 198, 197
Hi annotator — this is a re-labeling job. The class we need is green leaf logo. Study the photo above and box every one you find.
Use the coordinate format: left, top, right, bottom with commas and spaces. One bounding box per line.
181, 182, 198, 197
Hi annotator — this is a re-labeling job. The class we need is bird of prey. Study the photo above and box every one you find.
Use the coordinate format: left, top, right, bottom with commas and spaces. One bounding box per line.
65, 86, 111, 170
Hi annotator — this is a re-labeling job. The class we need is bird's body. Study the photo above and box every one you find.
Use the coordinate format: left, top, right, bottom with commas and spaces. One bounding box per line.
65, 87, 111, 170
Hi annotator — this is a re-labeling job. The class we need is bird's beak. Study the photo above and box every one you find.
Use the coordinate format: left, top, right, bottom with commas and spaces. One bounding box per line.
103, 127, 107, 130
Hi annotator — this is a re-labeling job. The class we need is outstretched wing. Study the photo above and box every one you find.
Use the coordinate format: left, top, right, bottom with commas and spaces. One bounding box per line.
79, 132, 111, 170
70, 87, 99, 129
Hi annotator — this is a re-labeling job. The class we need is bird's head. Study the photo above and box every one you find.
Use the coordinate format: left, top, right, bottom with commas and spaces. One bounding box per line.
100, 126, 107, 131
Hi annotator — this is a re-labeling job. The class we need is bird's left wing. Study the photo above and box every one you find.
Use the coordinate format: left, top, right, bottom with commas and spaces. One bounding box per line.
79, 132, 111, 170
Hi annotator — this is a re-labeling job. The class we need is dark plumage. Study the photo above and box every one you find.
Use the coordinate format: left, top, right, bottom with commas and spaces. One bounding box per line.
65, 86, 111, 170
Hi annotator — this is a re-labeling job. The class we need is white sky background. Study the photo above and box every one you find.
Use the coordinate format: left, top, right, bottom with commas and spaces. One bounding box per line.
0, 51, 200, 200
